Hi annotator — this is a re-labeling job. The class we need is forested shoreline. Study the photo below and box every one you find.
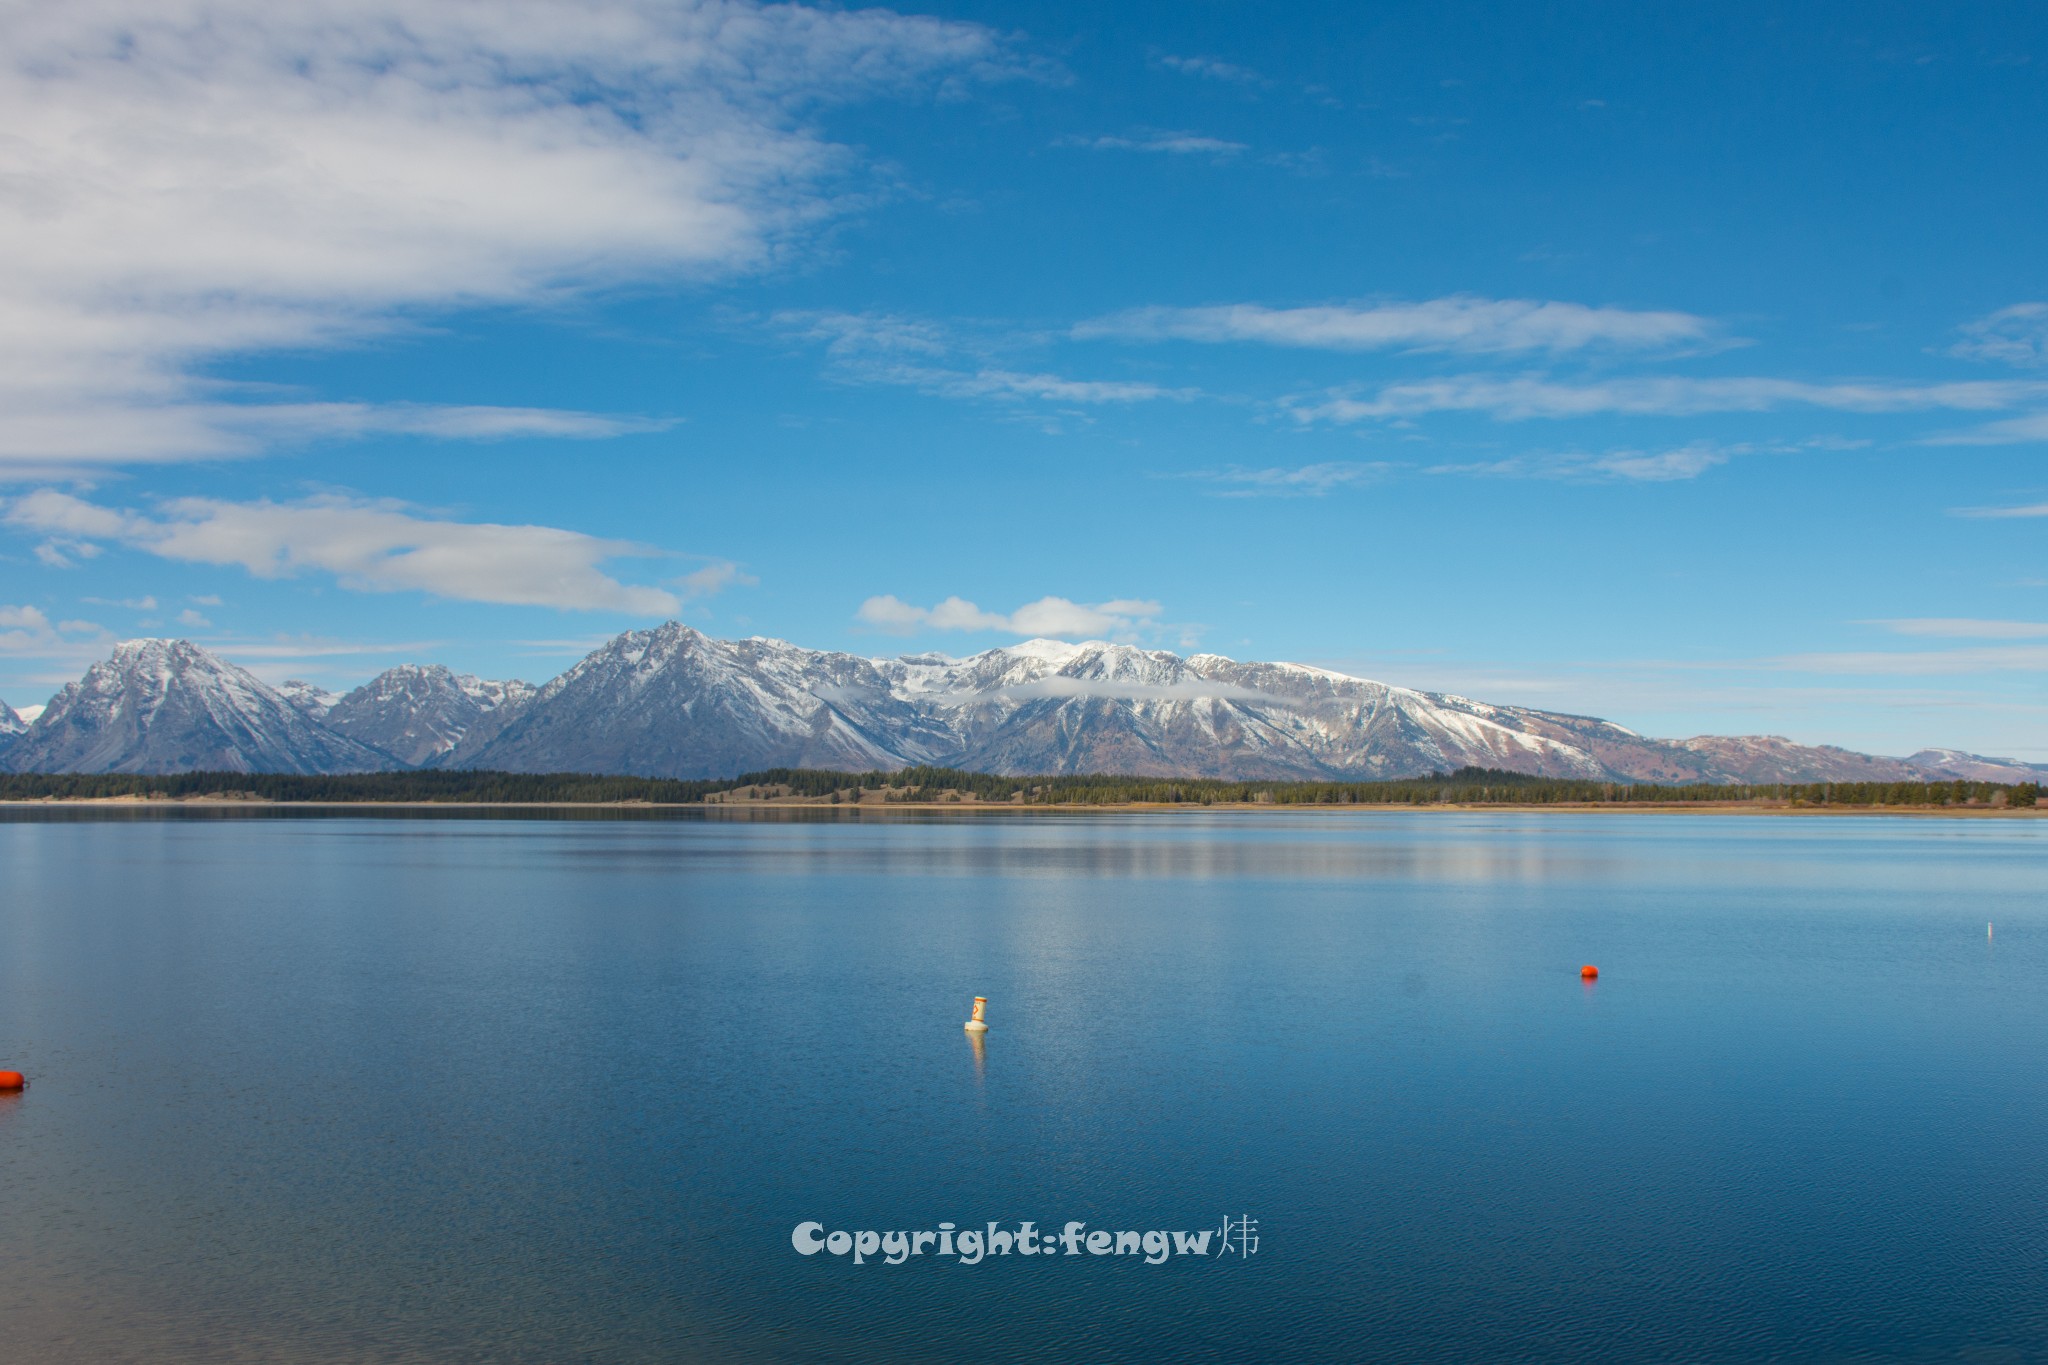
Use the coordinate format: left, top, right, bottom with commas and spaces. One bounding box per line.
0, 766, 2036, 808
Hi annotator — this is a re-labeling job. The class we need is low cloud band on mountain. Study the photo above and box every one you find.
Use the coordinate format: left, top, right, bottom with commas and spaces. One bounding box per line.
2, 626, 2041, 785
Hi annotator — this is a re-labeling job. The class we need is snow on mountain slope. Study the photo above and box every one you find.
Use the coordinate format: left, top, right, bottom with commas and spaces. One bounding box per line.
324, 665, 535, 767
1899, 749, 2048, 784
1674, 736, 1958, 784
457, 628, 2007, 784
0, 699, 24, 764
3, 639, 397, 775
13, 628, 2036, 783
452, 622, 957, 777
277, 680, 338, 718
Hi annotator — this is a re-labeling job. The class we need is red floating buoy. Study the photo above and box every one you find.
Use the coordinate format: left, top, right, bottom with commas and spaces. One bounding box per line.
0, 1070, 24, 1091
1579, 965, 1599, 979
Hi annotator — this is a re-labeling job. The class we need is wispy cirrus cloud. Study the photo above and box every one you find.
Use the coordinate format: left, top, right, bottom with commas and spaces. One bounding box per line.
1866, 618, 2048, 639
1428, 441, 1744, 483
1153, 53, 1265, 84
1189, 462, 1396, 497
1924, 411, 2048, 445
1949, 303, 2048, 367
857, 594, 1164, 640
1769, 645, 2048, 676
1059, 131, 1248, 157
676, 559, 759, 600
775, 310, 1196, 407
0, 402, 673, 475
773, 311, 955, 359
900, 368, 1192, 404
1951, 500, 2048, 519
1078, 296, 1719, 355
1285, 374, 2048, 423
3, 490, 706, 614
204, 637, 448, 660
0, 0, 1007, 468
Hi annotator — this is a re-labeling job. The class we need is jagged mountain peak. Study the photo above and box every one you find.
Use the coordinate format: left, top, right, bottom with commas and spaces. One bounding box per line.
324, 663, 534, 768
9, 625, 2033, 784
278, 679, 338, 717
4, 637, 395, 775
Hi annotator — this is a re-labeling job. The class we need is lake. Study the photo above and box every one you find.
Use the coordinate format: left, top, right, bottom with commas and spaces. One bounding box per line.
0, 809, 2043, 1363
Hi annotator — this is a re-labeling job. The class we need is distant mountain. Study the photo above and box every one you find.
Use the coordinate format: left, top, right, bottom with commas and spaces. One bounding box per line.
452, 623, 943, 775
4, 629, 2040, 785
325, 665, 535, 767
1901, 748, 2048, 784
4, 639, 396, 775
276, 679, 338, 719
448, 624, 2039, 785
0, 699, 24, 764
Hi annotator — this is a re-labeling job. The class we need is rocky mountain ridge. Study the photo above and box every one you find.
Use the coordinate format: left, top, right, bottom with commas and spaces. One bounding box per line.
2, 627, 2041, 784
4, 639, 397, 776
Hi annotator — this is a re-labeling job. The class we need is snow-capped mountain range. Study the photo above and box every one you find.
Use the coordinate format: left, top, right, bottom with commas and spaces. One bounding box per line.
1, 626, 2041, 785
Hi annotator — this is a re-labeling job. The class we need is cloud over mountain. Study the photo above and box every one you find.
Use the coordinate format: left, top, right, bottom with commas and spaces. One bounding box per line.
857, 595, 1164, 638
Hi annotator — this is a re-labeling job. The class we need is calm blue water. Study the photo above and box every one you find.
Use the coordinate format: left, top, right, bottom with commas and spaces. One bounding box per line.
1, 810, 2044, 1363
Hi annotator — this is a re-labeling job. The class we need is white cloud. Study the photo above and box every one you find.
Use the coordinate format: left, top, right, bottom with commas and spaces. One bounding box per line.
841, 361, 1191, 406
1429, 441, 1740, 482
0, 0, 1001, 467
1079, 297, 1718, 355
4, 490, 689, 613
930, 369, 1193, 404
0, 604, 109, 657
676, 560, 757, 599
1154, 54, 1263, 84
856, 594, 1164, 639
1287, 375, 2048, 423
1063, 132, 1247, 156
1770, 646, 2048, 676
0, 401, 673, 474
207, 637, 446, 660
1952, 501, 2048, 518
33, 539, 103, 567
1925, 411, 2048, 445
772, 311, 954, 358
777, 310, 1192, 407
1950, 303, 2048, 367
177, 608, 213, 627
1869, 618, 2048, 639
1192, 462, 1394, 496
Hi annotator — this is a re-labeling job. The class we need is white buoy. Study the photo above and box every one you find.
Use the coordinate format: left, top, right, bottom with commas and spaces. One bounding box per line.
1989, 922, 1994, 940
964, 996, 989, 1033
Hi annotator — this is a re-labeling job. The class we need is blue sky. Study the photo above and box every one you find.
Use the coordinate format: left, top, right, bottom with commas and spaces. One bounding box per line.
2, 0, 2045, 757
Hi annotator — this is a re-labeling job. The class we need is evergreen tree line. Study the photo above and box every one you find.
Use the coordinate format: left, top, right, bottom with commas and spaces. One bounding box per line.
0, 766, 2036, 808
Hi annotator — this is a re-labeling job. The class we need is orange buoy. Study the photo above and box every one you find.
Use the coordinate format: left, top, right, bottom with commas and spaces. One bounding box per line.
0, 1070, 24, 1091
1580, 964, 1599, 979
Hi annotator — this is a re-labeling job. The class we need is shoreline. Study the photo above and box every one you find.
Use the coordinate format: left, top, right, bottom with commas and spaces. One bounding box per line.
0, 796, 2039, 818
